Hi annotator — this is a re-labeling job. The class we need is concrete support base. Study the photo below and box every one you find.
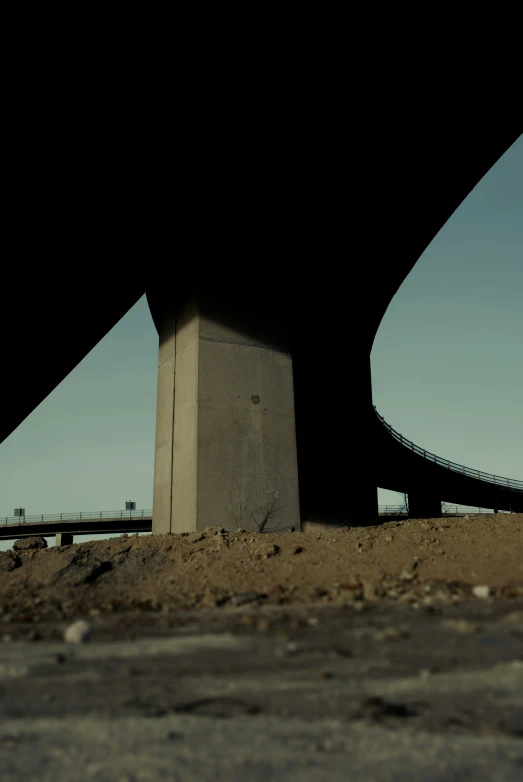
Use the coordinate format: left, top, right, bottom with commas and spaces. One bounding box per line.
408, 494, 442, 519
152, 293, 301, 535
56, 533, 74, 546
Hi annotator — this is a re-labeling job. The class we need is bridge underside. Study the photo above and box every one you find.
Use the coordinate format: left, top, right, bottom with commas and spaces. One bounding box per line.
1, 104, 519, 536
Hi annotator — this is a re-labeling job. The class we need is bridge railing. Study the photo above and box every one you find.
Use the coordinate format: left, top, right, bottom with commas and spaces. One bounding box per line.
378, 504, 510, 516
2, 509, 152, 526
374, 407, 523, 491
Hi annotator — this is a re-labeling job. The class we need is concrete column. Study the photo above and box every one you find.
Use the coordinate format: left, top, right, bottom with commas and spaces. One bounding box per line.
293, 336, 379, 530
152, 306, 176, 536
56, 533, 74, 546
408, 494, 442, 519
152, 292, 301, 535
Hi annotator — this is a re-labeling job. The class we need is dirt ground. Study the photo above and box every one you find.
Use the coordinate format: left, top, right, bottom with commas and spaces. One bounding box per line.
1, 514, 522, 631
1, 515, 523, 780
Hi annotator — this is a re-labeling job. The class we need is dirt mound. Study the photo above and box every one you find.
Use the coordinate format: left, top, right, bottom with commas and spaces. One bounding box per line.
13, 536, 48, 550
0, 515, 522, 624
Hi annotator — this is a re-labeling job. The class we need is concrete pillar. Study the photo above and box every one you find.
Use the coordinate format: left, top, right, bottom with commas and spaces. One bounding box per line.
408, 494, 442, 519
152, 292, 301, 535
56, 533, 74, 546
293, 339, 379, 530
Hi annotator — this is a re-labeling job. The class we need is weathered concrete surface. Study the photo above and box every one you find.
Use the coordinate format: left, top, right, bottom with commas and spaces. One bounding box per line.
152, 305, 176, 536
1, 601, 522, 780
152, 294, 300, 535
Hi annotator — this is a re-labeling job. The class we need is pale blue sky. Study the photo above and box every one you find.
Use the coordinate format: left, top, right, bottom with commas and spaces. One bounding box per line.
0, 136, 521, 549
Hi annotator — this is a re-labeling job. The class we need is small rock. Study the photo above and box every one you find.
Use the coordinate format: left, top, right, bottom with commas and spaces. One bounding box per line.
433, 589, 453, 604
231, 591, 267, 606
293, 545, 303, 555
63, 620, 92, 644
363, 582, 378, 601
13, 536, 48, 551
384, 535, 393, 543
374, 626, 410, 641
253, 543, 279, 558
186, 532, 204, 543
400, 569, 417, 581
472, 585, 491, 599
398, 591, 418, 603
340, 581, 363, 592
203, 526, 226, 537
442, 619, 478, 633
119, 533, 129, 539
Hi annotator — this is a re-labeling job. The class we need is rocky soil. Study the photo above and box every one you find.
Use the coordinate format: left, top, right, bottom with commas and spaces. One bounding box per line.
1, 514, 522, 635
1, 514, 522, 780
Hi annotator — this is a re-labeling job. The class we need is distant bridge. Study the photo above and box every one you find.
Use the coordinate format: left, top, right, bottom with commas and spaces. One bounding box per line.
0, 510, 152, 544
3, 407, 522, 546
373, 408, 523, 515
0, 501, 515, 544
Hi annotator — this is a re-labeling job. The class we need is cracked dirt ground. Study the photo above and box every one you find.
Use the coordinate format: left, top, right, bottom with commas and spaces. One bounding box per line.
1, 514, 522, 780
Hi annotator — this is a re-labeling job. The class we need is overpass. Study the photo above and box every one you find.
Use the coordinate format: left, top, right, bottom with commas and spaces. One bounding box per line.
373, 409, 523, 515
1, 107, 521, 534
1, 496, 516, 545
0, 510, 152, 544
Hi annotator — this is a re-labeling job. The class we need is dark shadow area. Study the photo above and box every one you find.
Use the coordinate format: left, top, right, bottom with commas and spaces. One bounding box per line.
2, 100, 520, 526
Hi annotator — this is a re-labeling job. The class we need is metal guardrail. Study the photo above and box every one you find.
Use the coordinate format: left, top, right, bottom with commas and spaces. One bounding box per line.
378, 504, 510, 515
1, 505, 513, 528
2, 509, 152, 526
374, 407, 523, 491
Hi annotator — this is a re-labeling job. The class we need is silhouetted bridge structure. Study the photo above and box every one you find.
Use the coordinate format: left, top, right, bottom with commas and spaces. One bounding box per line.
2, 115, 520, 536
